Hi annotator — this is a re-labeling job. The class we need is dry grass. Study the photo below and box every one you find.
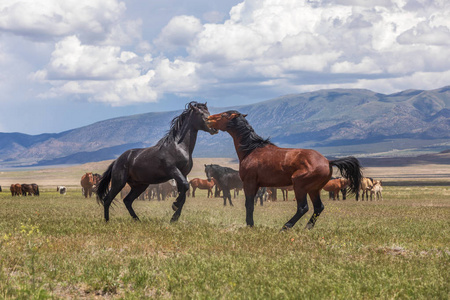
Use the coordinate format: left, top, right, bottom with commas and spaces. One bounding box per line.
0, 160, 449, 299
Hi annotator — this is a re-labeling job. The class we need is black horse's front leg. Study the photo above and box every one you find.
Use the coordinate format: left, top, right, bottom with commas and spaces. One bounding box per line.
170, 169, 190, 223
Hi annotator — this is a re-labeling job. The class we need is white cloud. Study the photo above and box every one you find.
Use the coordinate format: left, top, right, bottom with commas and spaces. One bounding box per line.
154, 15, 203, 51
42, 36, 140, 80
32, 35, 203, 104
0, 0, 126, 41
177, 0, 450, 94
19, 0, 450, 106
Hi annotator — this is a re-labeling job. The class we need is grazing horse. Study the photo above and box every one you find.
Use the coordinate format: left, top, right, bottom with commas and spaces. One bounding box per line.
96, 102, 217, 222
31, 183, 39, 196
322, 178, 349, 200
80, 173, 95, 198
21, 184, 35, 196
10, 184, 22, 196
206, 111, 362, 230
189, 178, 215, 198
204, 164, 243, 206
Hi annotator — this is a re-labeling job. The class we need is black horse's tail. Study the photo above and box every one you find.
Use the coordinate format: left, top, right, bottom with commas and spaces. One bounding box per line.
96, 161, 115, 206
329, 156, 362, 195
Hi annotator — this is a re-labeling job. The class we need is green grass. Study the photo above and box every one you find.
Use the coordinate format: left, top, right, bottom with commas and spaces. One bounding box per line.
0, 187, 449, 299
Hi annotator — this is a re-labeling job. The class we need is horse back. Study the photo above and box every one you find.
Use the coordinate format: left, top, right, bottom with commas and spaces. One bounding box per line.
240, 146, 330, 187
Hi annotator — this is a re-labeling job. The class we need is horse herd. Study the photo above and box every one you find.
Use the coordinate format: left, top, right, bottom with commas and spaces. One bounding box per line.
8, 183, 40, 196
3, 102, 383, 230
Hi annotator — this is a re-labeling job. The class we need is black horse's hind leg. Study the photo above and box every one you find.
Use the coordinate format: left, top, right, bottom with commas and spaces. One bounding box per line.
103, 184, 125, 222
223, 189, 233, 206
305, 190, 325, 230
281, 192, 308, 231
123, 185, 148, 221
170, 169, 189, 223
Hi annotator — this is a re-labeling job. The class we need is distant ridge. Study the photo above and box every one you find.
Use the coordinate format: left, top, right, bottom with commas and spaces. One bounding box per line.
1, 86, 450, 167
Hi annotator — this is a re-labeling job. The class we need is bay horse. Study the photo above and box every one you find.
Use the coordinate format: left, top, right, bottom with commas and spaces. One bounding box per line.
96, 102, 217, 222
206, 110, 362, 230
204, 164, 243, 206
189, 178, 215, 198
10, 183, 22, 196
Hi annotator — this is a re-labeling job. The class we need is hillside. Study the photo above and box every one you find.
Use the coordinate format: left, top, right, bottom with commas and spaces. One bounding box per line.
1, 86, 450, 167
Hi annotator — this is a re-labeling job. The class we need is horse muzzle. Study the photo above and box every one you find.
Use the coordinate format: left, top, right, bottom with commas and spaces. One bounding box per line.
206, 120, 219, 134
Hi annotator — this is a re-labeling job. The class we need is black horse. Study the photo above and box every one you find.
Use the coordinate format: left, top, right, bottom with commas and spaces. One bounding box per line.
204, 164, 243, 206
96, 102, 217, 222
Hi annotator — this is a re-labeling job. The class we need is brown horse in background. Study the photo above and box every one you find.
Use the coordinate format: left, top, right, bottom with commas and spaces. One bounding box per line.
206, 110, 362, 230
280, 186, 294, 201
21, 184, 38, 196
189, 178, 215, 197
322, 178, 349, 200
10, 184, 22, 196
81, 172, 95, 198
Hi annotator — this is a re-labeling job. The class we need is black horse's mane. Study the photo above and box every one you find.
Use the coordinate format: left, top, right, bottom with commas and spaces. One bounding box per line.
225, 111, 273, 157
157, 101, 205, 147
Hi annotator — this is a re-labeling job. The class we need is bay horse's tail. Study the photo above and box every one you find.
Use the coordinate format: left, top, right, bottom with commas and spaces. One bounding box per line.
96, 161, 115, 206
329, 156, 362, 194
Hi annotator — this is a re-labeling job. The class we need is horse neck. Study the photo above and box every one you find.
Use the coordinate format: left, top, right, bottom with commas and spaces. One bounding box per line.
226, 129, 247, 162
175, 121, 198, 155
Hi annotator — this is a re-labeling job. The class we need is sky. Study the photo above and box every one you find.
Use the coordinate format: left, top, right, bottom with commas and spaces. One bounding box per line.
0, 0, 449, 134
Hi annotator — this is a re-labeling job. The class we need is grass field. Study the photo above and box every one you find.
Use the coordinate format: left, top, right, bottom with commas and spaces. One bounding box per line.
1, 185, 449, 299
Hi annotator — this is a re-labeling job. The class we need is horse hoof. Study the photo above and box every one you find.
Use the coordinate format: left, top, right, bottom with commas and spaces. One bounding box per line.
305, 223, 314, 230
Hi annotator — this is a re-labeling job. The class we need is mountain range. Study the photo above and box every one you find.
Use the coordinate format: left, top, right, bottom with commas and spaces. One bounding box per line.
1, 86, 450, 168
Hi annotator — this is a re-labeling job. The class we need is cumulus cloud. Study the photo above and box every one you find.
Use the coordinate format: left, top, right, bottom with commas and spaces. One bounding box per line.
178, 0, 450, 95
154, 15, 203, 51
22, 0, 450, 105
0, 0, 126, 42
42, 36, 140, 80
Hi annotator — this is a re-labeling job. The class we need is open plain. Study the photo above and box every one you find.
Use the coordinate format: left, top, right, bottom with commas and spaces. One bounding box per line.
0, 158, 449, 299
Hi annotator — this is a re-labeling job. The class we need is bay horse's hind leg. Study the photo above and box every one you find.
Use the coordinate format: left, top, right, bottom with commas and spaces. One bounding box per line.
305, 190, 325, 230
123, 185, 148, 221
281, 191, 308, 231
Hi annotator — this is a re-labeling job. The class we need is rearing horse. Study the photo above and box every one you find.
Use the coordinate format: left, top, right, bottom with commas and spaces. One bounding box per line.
206, 110, 362, 230
96, 102, 217, 222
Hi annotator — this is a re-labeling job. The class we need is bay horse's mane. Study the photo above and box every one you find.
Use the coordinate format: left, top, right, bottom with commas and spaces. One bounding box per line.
157, 101, 205, 147
225, 110, 273, 158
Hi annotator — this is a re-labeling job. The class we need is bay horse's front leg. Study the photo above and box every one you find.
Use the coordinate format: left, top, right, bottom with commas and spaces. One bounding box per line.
243, 183, 258, 226
170, 169, 189, 223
